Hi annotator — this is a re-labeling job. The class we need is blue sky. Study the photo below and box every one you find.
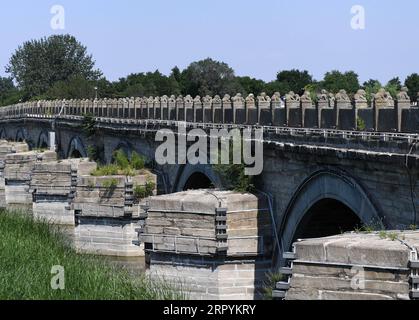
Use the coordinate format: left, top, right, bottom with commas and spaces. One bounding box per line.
0, 0, 418, 84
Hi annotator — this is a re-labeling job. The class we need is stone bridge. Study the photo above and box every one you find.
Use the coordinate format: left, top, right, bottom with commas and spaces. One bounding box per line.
0, 91, 418, 269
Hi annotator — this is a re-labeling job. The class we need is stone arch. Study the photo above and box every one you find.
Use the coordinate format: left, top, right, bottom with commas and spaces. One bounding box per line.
0, 129, 6, 140
174, 163, 222, 192
37, 131, 49, 149
15, 128, 28, 143
67, 136, 87, 158
279, 169, 385, 256
112, 141, 134, 161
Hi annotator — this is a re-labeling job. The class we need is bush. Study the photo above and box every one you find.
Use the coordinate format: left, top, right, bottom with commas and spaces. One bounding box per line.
113, 149, 130, 170
102, 178, 118, 190
131, 151, 145, 170
134, 181, 156, 202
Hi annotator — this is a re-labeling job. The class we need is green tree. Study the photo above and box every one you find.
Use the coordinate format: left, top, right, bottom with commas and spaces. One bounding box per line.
276, 69, 313, 95
179, 58, 242, 97
405, 73, 419, 101
322, 70, 360, 95
385, 77, 402, 99
236, 76, 266, 95
362, 79, 382, 102
0, 77, 22, 106
6, 34, 102, 98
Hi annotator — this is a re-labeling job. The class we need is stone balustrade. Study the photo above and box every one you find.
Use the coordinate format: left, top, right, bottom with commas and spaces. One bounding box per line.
0, 88, 418, 133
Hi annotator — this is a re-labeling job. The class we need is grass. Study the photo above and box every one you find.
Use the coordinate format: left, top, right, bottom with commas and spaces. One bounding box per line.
91, 150, 147, 177
0, 209, 186, 300
134, 181, 156, 202
262, 271, 285, 300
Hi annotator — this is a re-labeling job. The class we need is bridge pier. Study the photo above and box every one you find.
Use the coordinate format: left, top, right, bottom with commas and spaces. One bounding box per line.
140, 190, 273, 300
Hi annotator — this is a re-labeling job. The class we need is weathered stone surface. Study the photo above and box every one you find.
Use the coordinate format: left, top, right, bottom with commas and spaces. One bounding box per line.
287, 231, 417, 300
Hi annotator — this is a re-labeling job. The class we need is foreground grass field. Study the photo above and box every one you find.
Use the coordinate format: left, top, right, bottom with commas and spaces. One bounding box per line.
0, 209, 184, 300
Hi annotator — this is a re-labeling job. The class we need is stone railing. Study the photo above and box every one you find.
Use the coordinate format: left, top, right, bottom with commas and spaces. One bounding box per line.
0, 88, 418, 133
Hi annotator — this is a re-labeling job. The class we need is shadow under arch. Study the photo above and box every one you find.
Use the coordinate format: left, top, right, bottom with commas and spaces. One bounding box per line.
67, 136, 87, 158
279, 169, 385, 259
15, 128, 28, 143
174, 163, 222, 192
111, 141, 134, 162
37, 131, 49, 149
0, 129, 6, 140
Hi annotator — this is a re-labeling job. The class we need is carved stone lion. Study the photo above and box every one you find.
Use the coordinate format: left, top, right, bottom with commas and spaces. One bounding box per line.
397, 86, 410, 101
335, 89, 350, 102
317, 89, 329, 102
301, 90, 312, 102
354, 89, 367, 102
285, 91, 300, 102
271, 92, 281, 102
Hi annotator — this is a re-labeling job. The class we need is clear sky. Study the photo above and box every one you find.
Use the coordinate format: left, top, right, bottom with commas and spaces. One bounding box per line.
0, 0, 418, 84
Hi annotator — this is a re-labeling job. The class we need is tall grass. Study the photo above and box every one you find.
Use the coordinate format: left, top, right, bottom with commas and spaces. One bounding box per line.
0, 209, 186, 300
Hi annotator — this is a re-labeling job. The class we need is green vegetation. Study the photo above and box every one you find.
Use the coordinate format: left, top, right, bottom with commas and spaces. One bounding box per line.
0, 209, 185, 300
91, 150, 147, 177
102, 178, 118, 190
262, 271, 285, 300
213, 140, 255, 193
134, 181, 156, 202
2, 34, 419, 107
81, 113, 97, 137
356, 117, 366, 131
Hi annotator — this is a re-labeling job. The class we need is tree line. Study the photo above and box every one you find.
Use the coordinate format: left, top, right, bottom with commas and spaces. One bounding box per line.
1, 34, 419, 107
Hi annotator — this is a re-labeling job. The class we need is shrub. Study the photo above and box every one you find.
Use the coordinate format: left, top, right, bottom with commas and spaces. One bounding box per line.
81, 113, 97, 137
357, 117, 366, 131
102, 178, 118, 190
134, 181, 156, 201
113, 149, 130, 170
131, 151, 145, 170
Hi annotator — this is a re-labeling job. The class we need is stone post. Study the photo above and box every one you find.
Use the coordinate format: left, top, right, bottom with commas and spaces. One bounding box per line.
202, 96, 213, 123
258, 93, 272, 126
193, 96, 203, 123
374, 89, 395, 132
246, 94, 257, 125
212, 95, 222, 123
160, 96, 168, 121
285, 92, 301, 127
176, 95, 185, 121
222, 94, 233, 124
396, 87, 411, 132
335, 90, 353, 130
168, 95, 176, 121
272, 92, 286, 126
184, 95, 194, 122
232, 94, 246, 124
301, 91, 316, 128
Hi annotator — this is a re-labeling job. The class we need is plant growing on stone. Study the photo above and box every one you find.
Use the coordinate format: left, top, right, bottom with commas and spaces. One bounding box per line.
87, 145, 100, 162
133, 181, 156, 202
213, 139, 255, 193
81, 113, 97, 137
102, 178, 118, 190
262, 271, 285, 300
113, 149, 130, 170
378, 230, 388, 239
131, 151, 145, 170
356, 117, 366, 131
388, 232, 399, 241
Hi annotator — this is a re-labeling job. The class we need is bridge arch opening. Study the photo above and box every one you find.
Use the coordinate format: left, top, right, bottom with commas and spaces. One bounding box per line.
69, 149, 83, 159
292, 198, 362, 242
280, 170, 384, 256
183, 172, 214, 191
